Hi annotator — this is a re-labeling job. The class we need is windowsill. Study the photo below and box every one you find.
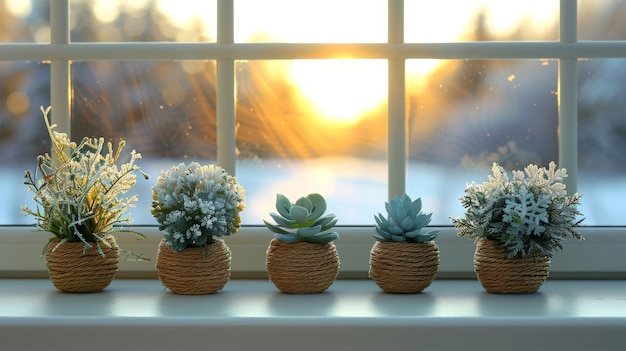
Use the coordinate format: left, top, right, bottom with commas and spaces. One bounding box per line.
1, 279, 625, 351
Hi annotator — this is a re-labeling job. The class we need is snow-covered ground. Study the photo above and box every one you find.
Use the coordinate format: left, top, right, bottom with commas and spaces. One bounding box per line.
6, 157, 622, 227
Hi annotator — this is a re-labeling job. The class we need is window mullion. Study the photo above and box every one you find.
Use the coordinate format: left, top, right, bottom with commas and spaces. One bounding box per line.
50, 0, 71, 138
387, 0, 406, 199
217, 0, 236, 175
558, 0, 578, 193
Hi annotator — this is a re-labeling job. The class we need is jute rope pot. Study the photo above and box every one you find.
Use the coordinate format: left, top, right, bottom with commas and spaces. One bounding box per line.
266, 239, 340, 294
44, 235, 120, 293
369, 241, 439, 294
156, 238, 231, 295
474, 239, 551, 294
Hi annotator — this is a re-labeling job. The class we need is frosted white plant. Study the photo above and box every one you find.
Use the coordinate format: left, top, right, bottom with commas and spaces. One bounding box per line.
452, 162, 584, 258
151, 162, 245, 253
21, 107, 149, 258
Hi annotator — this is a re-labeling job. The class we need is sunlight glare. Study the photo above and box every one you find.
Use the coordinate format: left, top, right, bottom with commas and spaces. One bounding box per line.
234, 0, 387, 43
404, 0, 558, 92
289, 60, 387, 126
92, 0, 120, 23
156, 0, 210, 28
151, 0, 557, 125
6, 0, 32, 19
156, 0, 216, 36
481, 0, 558, 36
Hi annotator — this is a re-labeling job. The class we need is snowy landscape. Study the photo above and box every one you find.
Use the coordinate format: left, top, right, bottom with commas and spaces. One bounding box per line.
7, 157, 621, 226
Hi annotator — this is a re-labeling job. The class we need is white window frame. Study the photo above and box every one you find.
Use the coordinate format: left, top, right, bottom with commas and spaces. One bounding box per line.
1, 0, 625, 279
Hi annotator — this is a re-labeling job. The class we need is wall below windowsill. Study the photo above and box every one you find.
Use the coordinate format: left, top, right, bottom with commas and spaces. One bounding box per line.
1, 279, 625, 351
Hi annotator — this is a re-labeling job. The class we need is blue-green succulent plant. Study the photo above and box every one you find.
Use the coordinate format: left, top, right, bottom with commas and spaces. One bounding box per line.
374, 193, 438, 243
264, 193, 339, 243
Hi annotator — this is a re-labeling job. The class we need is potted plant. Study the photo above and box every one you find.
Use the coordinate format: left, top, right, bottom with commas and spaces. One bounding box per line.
451, 162, 585, 294
370, 193, 439, 294
21, 107, 149, 293
263, 193, 339, 294
151, 161, 245, 295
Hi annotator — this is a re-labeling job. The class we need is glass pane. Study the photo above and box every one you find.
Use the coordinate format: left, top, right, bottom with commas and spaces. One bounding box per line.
235, 60, 388, 224
72, 61, 217, 225
0, 0, 50, 43
407, 59, 559, 225
70, 0, 217, 42
234, 0, 387, 43
405, 0, 558, 42
578, 58, 626, 225
0, 62, 50, 224
579, 0, 626, 40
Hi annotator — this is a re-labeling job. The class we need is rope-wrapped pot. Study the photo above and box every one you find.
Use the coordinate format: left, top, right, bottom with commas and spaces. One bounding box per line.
266, 239, 340, 294
369, 241, 439, 294
474, 239, 551, 294
156, 238, 231, 295
45, 235, 120, 293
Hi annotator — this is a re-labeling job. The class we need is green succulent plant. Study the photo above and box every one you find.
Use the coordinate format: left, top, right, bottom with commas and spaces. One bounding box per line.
264, 193, 339, 243
374, 193, 438, 243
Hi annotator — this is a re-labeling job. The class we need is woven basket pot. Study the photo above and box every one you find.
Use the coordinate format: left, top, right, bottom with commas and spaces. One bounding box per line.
474, 239, 551, 294
156, 238, 231, 295
44, 236, 120, 293
266, 239, 340, 294
369, 241, 439, 294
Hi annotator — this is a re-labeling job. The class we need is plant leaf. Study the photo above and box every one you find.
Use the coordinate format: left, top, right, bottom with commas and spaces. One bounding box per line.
269, 212, 296, 227
385, 200, 398, 225
275, 194, 292, 218
294, 196, 313, 212
374, 227, 392, 240
374, 213, 387, 228
275, 233, 299, 243
263, 220, 290, 234
306, 193, 327, 221
400, 216, 414, 231
410, 197, 422, 216
297, 225, 322, 237
289, 205, 310, 225
312, 215, 337, 231
391, 235, 406, 242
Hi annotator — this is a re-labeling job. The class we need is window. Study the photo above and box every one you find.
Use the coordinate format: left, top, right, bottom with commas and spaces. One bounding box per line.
1, 0, 625, 277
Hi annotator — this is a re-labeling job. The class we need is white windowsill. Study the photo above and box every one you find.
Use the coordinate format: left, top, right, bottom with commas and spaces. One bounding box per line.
1, 279, 625, 351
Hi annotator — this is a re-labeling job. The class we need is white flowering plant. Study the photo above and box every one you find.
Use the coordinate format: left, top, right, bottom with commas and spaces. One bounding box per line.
150, 162, 245, 253
22, 107, 149, 257
451, 162, 584, 258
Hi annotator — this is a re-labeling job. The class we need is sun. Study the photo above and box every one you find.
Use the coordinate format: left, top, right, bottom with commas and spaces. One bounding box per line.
287, 60, 387, 126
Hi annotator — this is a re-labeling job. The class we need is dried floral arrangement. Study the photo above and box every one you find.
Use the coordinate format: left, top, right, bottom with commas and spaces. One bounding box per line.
22, 107, 149, 257
452, 162, 584, 258
150, 162, 245, 253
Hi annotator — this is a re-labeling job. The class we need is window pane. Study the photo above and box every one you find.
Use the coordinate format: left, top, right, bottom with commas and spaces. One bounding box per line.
579, 0, 626, 40
73, 61, 218, 160
407, 59, 559, 225
72, 59, 390, 226
578, 58, 626, 225
0, 62, 50, 224
234, 0, 387, 43
70, 0, 217, 42
72, 61, 218, 225
0, 0, 50, 43
235, 60, 388, 224
405, 0, 558, 42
